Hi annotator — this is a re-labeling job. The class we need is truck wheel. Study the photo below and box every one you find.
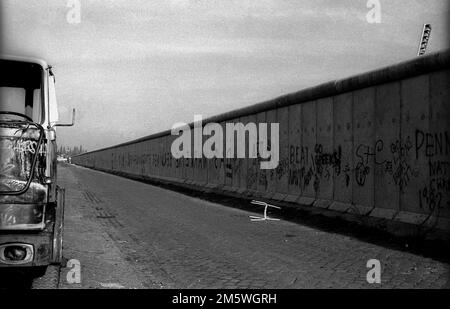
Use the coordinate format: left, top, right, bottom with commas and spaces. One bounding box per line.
31, 266, 48, 278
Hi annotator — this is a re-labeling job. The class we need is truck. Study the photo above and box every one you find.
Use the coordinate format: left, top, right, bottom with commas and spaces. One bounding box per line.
0, 55, 74, 277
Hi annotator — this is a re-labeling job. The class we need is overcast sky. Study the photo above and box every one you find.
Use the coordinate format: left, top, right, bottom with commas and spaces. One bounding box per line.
1, 0, 449, 151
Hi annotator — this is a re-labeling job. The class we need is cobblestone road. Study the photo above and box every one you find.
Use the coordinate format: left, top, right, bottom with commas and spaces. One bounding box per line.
57, 164, 450, 289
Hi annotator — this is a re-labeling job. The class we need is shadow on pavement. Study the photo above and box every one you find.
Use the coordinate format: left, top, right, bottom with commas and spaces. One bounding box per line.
112, 169, 450, 265
0, 269, 34, 289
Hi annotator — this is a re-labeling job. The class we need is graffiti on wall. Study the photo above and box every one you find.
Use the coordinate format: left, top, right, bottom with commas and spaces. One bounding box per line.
75, 129, 449, 216
354, 137, 420, 193
287, 144, 342, 194
416, 130, 450, 213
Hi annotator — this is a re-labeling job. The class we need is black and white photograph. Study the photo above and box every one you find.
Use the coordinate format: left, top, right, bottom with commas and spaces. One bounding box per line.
0, 0, 449, 298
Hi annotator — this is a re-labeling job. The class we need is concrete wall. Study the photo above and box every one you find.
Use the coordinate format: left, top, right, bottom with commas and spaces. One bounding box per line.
72, 50, 450, 233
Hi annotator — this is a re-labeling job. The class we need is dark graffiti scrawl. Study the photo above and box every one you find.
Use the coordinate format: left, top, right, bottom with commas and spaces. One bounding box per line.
288, 144, 342, 194
416, 130, 450, 213
355, 138, 419, 193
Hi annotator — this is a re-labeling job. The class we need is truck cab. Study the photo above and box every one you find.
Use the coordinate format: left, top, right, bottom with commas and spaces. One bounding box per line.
0, 55, 72, 272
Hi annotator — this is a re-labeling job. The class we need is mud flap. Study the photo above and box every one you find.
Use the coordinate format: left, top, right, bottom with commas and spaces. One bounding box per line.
51, 186, 65, 264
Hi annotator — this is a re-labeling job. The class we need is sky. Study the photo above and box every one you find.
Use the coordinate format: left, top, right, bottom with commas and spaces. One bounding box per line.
1, 0, 449, 151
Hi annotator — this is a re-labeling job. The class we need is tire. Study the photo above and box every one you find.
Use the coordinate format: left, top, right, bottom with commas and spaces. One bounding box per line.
31, 266, 48, 278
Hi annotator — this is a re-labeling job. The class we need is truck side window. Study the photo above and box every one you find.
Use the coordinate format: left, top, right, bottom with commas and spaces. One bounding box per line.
0, 86, 42, 123
0, 87, 26, 115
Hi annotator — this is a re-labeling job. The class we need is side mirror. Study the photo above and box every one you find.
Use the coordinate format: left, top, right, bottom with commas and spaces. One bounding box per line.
55, 108, 76, 127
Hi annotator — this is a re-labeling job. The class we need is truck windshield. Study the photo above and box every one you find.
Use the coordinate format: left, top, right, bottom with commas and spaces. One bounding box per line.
0, 59, 46, 198
0, 60, 44, 123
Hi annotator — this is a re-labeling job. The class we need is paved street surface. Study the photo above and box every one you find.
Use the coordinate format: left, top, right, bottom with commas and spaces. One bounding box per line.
56, 164, 449, 289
